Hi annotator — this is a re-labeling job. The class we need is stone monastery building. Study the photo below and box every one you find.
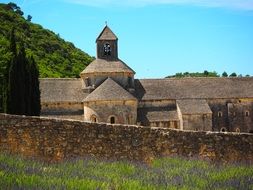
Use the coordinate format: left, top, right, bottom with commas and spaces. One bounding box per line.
40, 26, 253, 133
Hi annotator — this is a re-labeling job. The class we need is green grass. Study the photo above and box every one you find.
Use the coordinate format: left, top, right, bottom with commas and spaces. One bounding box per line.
0, 153, 252, 190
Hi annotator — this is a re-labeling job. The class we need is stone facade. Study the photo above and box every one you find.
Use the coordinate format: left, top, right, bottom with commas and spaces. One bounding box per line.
83, 100, 137, 125
40, 25, 253, 133
0, 114, 252, 163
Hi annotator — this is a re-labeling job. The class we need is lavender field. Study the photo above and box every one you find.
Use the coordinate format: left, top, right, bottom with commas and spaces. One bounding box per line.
0, 153, 252, 189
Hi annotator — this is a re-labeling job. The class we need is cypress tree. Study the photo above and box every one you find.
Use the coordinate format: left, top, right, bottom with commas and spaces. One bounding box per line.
25, 56, 32, 115
4, 28, 17, 113
4, 28, 40, 116
28, 56, 41, 116
8, 43, 27, 114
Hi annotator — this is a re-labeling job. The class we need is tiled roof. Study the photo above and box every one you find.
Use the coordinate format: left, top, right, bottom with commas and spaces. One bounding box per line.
177, 99, 212, 114
40, 78, 87, 103
137, 107, 179, 125
40, 77, 253, 104
135, 77, 253, 100
96, 26, 118, 41
81, 58, 135, 74
83, 78, 137, 102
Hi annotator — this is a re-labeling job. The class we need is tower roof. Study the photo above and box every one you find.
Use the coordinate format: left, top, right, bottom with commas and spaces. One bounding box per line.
96, 25, 118, 42
80, 58, 135, 75
83, 78, 136, 102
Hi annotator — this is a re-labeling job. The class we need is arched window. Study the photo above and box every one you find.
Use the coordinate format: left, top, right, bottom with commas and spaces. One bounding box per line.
103, 43, 111, 56
220, 127, 227, 132
245, 111, 250, 117
110, 116, 115, 124
84, 77, 90, 87
90, 115, 97, 123
218, 111, 223, 118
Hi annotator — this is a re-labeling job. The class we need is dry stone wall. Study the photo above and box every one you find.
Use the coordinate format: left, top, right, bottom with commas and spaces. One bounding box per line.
0, 113, 252, 163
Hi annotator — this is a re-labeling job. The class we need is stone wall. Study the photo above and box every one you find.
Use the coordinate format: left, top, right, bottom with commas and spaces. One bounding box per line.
208, 99, 253, 133
41, 102, 84, 121
228, 102, 253, 133
0, 114, 252, 163
84, 100, 137, 125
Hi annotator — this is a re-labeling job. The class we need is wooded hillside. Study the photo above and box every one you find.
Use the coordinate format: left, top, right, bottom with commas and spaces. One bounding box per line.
0, 3, 94, 78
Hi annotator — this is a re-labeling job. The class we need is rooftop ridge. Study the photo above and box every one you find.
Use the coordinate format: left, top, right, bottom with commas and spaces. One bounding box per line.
138, 77, 253, 81
96, 25, 118, 42
83, 77, 136, 102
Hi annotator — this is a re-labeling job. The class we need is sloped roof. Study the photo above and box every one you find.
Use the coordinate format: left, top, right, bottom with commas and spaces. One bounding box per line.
135, 77, 253, 100
96, 26, 118, 41
83, 78, 137, 102
40, 78, 88, 103
81, 58, 135, 74
137, 107, 179, 125
177, 99, 212, 114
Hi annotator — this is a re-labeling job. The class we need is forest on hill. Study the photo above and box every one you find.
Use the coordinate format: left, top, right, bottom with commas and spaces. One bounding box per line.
0, 2, 94, 78
166, 71, 250, 78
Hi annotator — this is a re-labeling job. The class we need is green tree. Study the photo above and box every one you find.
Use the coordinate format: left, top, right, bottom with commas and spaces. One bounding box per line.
7, 2, 23, 15
8, 43, 27, 114
3, 28, 17, 113
27, 15, 32, 22
203, 70, 209, 76
230, 72, 237, 77
222, 72, 228, 77
26, 55, 41, 116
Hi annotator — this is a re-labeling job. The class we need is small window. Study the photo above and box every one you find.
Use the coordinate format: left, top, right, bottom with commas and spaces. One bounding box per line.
110, 116, 115, 124
90, 115, 97, 123
245, 111, 250, 117
128, 77, 132, 87
235, 128, 240, 133
218, 111, 223, 118
220, 127, 227, 132
103, 43, 111, 56
85, 77, 90, 87
233, 112, 236, 117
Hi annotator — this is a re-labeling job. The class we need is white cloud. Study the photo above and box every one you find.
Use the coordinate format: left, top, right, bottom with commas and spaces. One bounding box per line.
64, 0, 253, 10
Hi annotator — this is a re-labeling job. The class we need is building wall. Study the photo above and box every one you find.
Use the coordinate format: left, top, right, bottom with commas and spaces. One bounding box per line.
138, 99, 176, 108
182, 114, 212, 131
39, 97, 253, 132
208, 99, 253, 133
228, 102, 253, 133
41, 102, 83, 121
177, 105, 183, 130
150, 121, 180, 129
0, 114, 252, 163
97, 40, 118, 60
83, 100, 137, 125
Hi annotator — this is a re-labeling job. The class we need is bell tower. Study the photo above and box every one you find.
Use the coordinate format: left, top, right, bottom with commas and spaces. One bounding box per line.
96, 25, 118, 61
80, 25, 135, 92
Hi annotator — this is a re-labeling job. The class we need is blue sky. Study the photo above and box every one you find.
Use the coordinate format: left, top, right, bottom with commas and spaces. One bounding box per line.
2, 0, 253, 78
